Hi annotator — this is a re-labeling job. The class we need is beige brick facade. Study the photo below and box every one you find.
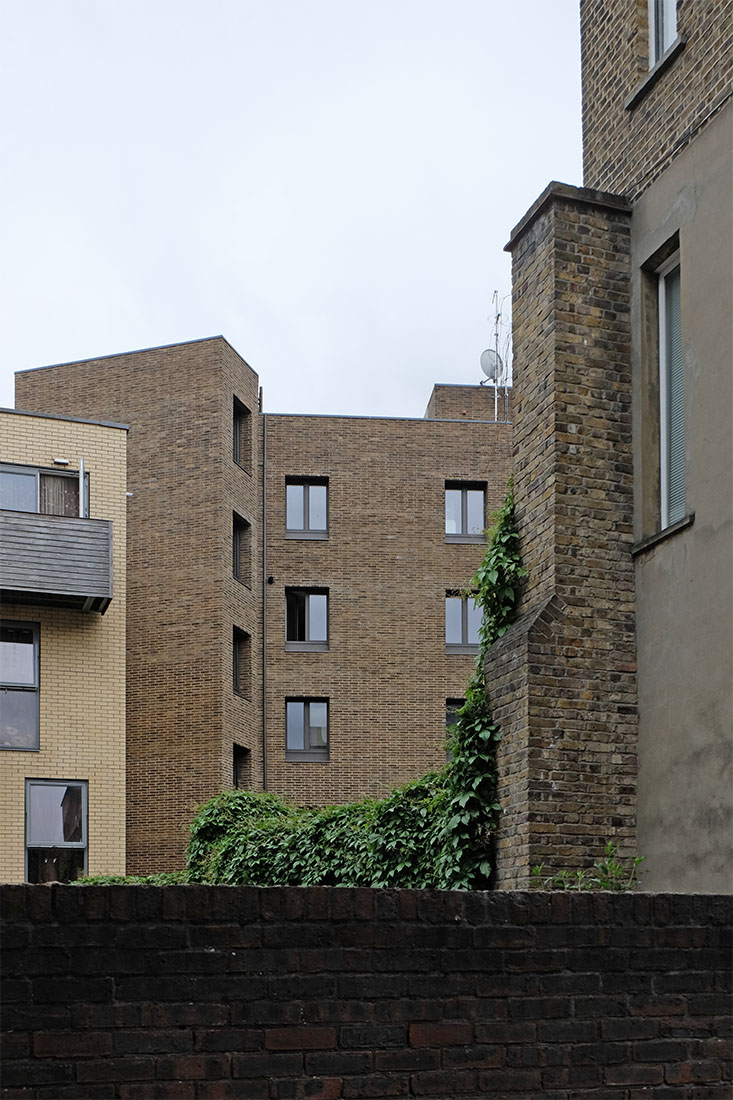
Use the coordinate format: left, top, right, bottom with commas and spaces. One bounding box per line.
15, 346, 512, 872
0, 411, 127, 882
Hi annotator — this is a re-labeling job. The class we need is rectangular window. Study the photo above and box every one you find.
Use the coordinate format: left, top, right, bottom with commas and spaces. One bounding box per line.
1, 621, 40, 751
286, 698, 329, 761
233, 744, 251, 789
285, 478, 328, 538
233, 513, 252, 586
446, 698, 465, 730
658, 255, 685, 528
285, 589, 328, 650
445, 593, 482, 652
25, 779, 87, 883
0, 465, 88, 518
233, 398, 251, 471
649, 0, 677, 65
445, 482, 485, 542
233, 628, 251, 698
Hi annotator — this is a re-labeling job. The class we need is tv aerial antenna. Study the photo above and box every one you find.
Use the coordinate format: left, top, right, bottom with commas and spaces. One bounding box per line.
480, 291, 511, 420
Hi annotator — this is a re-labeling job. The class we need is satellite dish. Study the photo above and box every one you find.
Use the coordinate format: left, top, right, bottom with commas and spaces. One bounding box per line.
480, 348, 503, 383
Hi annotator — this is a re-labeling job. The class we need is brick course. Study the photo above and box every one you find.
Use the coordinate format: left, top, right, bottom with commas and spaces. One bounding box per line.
1, 885, 730, 1098
491, 184, 636, 888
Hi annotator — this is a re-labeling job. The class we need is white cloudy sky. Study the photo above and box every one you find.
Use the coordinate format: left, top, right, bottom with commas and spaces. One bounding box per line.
0, 1, 582, 418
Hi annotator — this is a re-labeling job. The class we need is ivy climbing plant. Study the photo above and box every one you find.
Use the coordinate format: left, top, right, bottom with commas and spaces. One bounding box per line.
78, 485, 526, 890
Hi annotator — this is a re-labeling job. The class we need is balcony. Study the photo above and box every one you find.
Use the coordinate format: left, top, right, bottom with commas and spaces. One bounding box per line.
0, 511, 113, 613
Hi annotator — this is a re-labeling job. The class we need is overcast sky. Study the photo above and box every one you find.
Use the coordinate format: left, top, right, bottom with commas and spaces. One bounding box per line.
0, 1, 582, 418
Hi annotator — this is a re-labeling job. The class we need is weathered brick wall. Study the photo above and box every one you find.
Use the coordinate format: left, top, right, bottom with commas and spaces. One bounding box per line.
1, 885, 730, 1099
490, 184, 636, 888
263, 412, 512, 806
15, 340, 263, 875
581, 0, 732, 198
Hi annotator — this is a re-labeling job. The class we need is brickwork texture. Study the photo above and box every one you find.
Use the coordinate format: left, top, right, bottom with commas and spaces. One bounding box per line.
0, 413, 127, 882
581, 0, 732, 199
490, 185, 636, 888
1, 885, 730, 1099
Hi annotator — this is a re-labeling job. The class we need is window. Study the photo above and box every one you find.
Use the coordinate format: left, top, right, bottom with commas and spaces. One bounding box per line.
233, 628, 251, 698
446, 698, 465, 731
1, 621, 39, 750
286, 589, 328, 650
649, 0, 677, 65
233, 513, 251, 586
285, 479, 328, 538
445, 482, 485, 541
658, 255, 685, 528
233, 398, 251, 471
445, 593, 482, 651
286, 698, 329, 760
25, 779, 87, 883
0, 464, 88, 517
233, 744, 251, 789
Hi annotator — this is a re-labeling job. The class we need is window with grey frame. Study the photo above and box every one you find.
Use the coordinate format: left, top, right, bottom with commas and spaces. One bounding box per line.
285, 479, 328, 538
649, 0, 677, 65
285, 588, 328, 650
233, 397, 251, 471
285, 698, 329, 760
445, 593, 482, 652
1, 620, 40, 750
0, 463, 89, 517
25, 779, 87, 883
233, 627, 251, 698
657, 254, 685, 529
233, 513, 251, 586
445, 482, 486, 542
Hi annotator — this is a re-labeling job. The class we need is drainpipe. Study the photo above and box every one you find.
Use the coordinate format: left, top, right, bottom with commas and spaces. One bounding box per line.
261, 395, 268, 790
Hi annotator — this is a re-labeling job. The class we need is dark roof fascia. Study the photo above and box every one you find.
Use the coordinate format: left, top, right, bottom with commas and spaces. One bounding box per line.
0, 407, 129, 431
14, 335, 249, 378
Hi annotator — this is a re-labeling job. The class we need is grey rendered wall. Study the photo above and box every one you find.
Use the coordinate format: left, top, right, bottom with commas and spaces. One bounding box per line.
631, 105, 733, 892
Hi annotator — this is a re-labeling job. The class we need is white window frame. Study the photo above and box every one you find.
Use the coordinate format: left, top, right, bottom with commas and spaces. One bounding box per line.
648, 0, 677, 66
25, 778, 88, 882
657, 252, 684, 529
0, 462, 89, 518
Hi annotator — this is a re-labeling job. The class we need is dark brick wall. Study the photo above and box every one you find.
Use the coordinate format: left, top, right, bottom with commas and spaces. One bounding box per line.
1, 886, 730, 1099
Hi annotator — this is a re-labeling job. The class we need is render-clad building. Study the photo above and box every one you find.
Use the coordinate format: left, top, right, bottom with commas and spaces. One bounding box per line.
14, 348, 512, 873
490, 0, 731, 891
0, 409, 127, 883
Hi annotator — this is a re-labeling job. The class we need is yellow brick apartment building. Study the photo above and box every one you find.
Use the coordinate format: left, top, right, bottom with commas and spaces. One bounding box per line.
0, 409, 127, 882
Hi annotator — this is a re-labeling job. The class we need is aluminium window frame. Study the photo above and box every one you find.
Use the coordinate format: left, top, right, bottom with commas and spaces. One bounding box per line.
1, 619, 40, 752
285, 588, 329, 651
445, 592, 482, 654
0, 462, 89, 518
25, 778, 88, 883
285, 697, 330, 762
284, 478, 329, 540
445, 481, 486, 543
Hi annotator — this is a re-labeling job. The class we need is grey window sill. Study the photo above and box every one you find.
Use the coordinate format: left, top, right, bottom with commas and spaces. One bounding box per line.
285, 641, 329, 652
285, 751, 330, 762
446, 644, 480, 656
624, 36, 686, 111
445, 535, 486, 545
632, 512, 694, 557
284, 530, 329, 540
